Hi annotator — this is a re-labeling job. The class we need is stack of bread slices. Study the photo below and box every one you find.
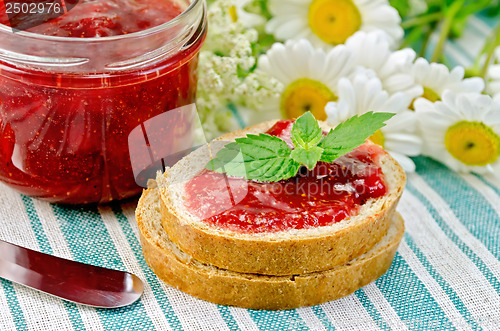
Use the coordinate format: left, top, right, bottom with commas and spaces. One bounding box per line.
136, 120, 406, 310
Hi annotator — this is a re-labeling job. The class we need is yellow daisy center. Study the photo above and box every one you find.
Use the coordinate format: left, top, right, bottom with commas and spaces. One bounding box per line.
281, 78, 337, 120
308, 0, 362, 45
410, 87, 441, 110
422, 87, 441, 103
445, 121, 500, 166
229, 6, 238, 23
369, 130, 385, 147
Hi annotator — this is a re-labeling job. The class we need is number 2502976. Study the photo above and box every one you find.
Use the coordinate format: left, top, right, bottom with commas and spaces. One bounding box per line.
5, 2, 62, 14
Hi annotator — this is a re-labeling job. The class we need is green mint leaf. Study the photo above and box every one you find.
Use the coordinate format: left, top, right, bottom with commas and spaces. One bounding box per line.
319, 112, 395, 163
206, 142, 248, 178
205, 111, 395, 182
206, 134, 301, 182
290, 146, 324, 170
291, 111, 323, 149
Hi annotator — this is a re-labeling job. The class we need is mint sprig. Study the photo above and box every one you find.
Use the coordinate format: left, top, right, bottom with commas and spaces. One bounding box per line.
206, 111, 395, 182
206, 134, 301, 182
289, 111, 324, 170
319, 112, 396, 163
290, 111, 323, 149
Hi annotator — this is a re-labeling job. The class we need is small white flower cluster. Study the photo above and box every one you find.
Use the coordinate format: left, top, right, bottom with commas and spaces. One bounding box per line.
196, 0, 277, 140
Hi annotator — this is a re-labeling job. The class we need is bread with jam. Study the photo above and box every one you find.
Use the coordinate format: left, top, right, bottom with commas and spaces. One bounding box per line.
156, 120, 406, 276
137, 186, 404, 310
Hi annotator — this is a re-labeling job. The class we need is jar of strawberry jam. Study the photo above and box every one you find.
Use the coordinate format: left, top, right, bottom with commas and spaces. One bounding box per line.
0, 0, 206, 204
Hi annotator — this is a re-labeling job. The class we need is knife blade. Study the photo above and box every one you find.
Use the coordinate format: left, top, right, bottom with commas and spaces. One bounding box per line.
0, 239, 144, 308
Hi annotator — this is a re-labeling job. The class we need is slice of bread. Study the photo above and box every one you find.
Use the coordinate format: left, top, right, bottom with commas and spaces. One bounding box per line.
137, 187, 405, 310
157, 120, 406, 276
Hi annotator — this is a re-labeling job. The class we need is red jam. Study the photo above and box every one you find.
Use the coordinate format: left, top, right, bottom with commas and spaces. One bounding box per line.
0, 0, 206, 203
184, 120, 388, 234
1, 0, 181, 37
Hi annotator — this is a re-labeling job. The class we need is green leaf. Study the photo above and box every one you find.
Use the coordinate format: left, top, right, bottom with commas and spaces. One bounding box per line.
206, 142, 248, 178
291, 111, 323, 149
290, 146, 324, 170
205, 111, 395, 182
389, 0, 411, 18
206, 134, 300, 182
319, 112, 395, 163
486, 3, 500, 16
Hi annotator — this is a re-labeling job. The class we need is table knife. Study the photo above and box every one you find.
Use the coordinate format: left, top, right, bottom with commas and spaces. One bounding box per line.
0, 239, 144, 308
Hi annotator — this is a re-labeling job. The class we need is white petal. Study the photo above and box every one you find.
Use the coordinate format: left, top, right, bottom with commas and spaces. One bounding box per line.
308, 50, 328, 80
237, 11, 266, 28
386, 109, 417, 131
274, 19, 309, 41
384, 133, 423, 156
414, 97, 435, 113
337, 77, 357, 112
257, 55, 292, 84
489, 82, 500, 97
266, 16, 296, 34
449, 65, 465, 80
462, 77, 485, 93
383, 93, 412, 115
323, 45, 355, 83
455, 93, 477, 120
489, 65, 500, 79
326, 100, 353, 124
388, 152, 416, 172
383, 74, 417, 94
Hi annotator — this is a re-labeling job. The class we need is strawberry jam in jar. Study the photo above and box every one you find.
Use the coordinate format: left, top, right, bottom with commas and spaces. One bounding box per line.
0, 0, 206, 203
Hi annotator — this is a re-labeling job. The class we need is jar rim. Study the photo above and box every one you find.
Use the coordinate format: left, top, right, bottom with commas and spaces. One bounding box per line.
0, 0, 203, 43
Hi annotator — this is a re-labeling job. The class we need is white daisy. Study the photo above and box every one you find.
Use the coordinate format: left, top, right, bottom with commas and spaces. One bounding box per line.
344, 31, 423, 104
408, 57, 484, 106
266, 0, 403, 49
254, 39, 355, 122
325, 70, 422, 172
415, 91, 500, 176
487, 46, 500, 99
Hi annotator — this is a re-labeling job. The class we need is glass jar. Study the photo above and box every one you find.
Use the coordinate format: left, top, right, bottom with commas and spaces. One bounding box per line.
0, 0, 206, 204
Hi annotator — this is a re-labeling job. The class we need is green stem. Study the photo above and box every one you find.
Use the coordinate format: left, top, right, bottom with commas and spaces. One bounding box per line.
470, 22, 499, 74
480, 22, 500, 79
430, 0, 464, 63
420, 23, 437, 58
400, 26, 424, 48
401, 12, 442, 29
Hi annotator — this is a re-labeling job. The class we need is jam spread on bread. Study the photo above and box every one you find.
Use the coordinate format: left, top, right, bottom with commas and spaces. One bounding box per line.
185, 120, 387, 233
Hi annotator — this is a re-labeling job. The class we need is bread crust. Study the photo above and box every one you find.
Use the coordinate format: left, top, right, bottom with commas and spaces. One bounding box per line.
137, 188, 405, 310
158, 120, 406, 275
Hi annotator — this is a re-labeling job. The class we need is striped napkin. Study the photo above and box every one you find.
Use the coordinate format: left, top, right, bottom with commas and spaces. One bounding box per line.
1, 15, 499, 331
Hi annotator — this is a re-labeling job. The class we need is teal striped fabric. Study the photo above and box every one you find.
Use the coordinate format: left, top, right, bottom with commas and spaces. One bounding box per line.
1, 15, 500, 331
